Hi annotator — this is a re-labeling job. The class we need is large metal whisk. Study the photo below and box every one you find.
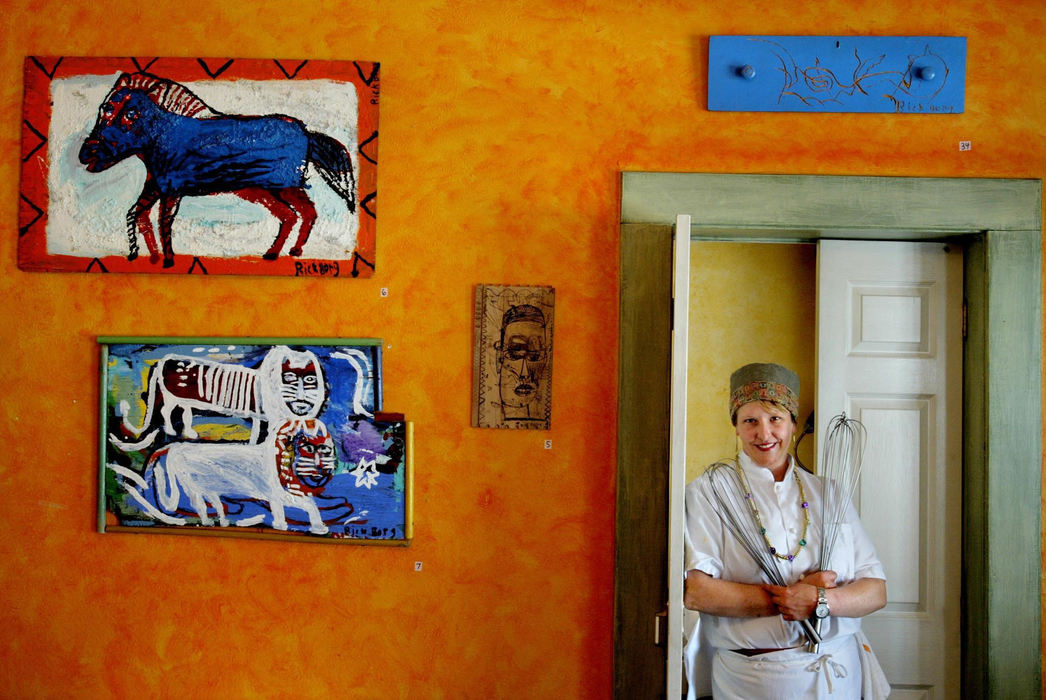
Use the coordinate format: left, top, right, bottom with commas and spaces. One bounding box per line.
699, 460, 822, 646
810, 412, 868, 651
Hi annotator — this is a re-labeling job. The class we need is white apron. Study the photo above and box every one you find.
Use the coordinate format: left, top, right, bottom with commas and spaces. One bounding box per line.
712, 634, 861, 699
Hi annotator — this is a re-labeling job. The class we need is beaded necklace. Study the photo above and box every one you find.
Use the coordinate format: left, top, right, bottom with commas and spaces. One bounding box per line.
735, 459, 810, 562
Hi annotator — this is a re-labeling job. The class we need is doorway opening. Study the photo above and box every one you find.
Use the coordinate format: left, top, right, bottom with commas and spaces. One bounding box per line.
614, 173, 1042, 699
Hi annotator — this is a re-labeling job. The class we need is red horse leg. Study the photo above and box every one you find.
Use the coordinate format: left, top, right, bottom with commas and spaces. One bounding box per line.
235, 188, 298, 260
277, 188, 318, 257
126, 182, 161, 263
136, 211, 162, 263
157, 196, 181, 268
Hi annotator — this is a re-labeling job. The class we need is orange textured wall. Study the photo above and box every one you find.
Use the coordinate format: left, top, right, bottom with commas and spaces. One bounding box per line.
0, 1, 1043, 697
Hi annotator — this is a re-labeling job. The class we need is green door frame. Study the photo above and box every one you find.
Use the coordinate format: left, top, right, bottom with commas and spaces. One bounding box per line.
615, 173, 1042, 698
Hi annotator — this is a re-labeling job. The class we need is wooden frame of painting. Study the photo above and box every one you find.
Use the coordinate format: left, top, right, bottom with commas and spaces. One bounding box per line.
20, 56, 378, 278
98, 337, 412, 544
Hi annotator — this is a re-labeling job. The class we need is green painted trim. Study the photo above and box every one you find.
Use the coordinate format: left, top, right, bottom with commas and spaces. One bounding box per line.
962, 236, 989, 696
616, 172, 1043, 698
984, 230, 1043, 698
97, 343, 111, 534
622, 172, 1041, 233
97, 336, 383, 346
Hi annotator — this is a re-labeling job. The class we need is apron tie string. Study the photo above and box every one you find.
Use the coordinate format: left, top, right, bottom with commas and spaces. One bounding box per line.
805, 653, 848, 694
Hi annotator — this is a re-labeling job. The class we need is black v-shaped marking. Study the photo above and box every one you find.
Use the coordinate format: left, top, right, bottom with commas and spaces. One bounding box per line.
130, 57, 160, 73
19, 194, 44, 236
360, 191, 377, 220
22, 120, 46, 163
274, 60, 308, 79
197, 58, 234, 78
351, 251, 375, 278
359, 130, 378, 165
30, 56, 63, 79
354, 62, 379, 86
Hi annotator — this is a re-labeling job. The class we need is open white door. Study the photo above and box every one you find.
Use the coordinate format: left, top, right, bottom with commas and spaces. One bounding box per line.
666, 215, 690, 699
817, 240, 962, 698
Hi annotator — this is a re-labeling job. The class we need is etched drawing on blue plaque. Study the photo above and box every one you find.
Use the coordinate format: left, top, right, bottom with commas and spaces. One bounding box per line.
708, 36, 966, 114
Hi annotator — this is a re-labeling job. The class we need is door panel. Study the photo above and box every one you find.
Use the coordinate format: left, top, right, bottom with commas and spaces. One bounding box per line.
666, 215, 691, 699
615, 223, 673, 698
817, 240, 962, 698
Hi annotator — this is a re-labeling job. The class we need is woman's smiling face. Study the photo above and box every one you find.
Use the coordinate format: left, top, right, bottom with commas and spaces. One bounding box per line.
734, 401, 796, 474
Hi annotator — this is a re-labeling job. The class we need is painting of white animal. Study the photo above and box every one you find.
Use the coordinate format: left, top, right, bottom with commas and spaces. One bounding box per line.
100, 338, 407, 543
143, 420, 336, 535
116, 346, 328, 447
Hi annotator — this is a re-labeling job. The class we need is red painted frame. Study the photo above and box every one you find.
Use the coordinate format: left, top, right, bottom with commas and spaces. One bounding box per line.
18, 56, 379, 277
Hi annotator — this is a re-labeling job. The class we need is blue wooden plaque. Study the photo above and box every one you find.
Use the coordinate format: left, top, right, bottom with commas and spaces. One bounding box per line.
708, 36, 966, 113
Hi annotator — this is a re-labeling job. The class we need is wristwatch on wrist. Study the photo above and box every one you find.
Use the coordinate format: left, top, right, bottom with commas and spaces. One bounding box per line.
814, 587, 830, 619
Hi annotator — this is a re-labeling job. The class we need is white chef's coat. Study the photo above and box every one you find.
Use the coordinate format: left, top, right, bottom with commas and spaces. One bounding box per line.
684, 452, 886, 651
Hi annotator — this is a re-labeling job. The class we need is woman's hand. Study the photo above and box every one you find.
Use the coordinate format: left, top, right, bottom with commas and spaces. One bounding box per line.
763, 582, 818, 621
799, 570, 837, 589
763, 570, 836, 620
765, 575, 887, 621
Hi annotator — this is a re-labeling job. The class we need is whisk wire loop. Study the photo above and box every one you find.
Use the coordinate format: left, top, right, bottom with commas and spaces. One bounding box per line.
698, 459, 821, 645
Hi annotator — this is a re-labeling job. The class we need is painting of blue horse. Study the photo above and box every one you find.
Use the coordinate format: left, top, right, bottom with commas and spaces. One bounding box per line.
79, 72, 358, 268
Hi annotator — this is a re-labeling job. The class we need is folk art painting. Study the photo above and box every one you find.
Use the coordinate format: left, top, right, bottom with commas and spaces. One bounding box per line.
20, 57, 378, 277
99, 338, 412, 543
472, 284, 554, 430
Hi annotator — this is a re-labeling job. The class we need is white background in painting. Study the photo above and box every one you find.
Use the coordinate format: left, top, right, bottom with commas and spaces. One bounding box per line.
47, 73, 360, 261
